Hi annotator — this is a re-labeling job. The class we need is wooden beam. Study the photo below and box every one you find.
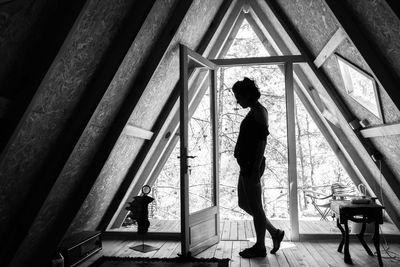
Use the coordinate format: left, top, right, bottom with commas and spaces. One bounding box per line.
245, 13, 274, 55
285, 62, 299, 241
211, 55, 306, 66
187, 48, 217, 69
324, 0, 400, 112
0, 2, 157, 266
179, 44, 190, 257
100, 0, 239, 230
313, 27, 347, 68
206, 0, 243, 58
124, 125, 153, 140
309, 87, 325, 112
360, 123, 400, 138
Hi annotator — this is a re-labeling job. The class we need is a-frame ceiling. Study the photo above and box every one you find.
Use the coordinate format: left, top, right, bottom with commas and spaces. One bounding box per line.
105, 0, 400, 234
0, 0, 399, 266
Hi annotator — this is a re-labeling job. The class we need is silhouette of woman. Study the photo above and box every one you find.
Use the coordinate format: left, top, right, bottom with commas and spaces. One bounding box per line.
232, 77, 284, 258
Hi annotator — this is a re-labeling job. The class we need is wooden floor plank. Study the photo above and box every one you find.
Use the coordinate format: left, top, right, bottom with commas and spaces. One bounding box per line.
316, 241, 348, 267
274, 248, 290, 267
221, 241, 233, 263
281, 243, 306, 267
170, 241, 181, 257
222, 221, 231, 240
230, 240, 241, 267
230, 221, 238, 240
77, 239, 400, 267
292, 242, 321, 267
238, 220, 246, 240
239, 241, 251, 267
214, 240, 228, 259
244, 220, 254, 240
152, 240, 179, 258
302, 241, 331, 266
197, 242, 218, 258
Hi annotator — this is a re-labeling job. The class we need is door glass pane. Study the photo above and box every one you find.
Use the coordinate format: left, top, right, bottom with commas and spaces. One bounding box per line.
188, 69, 214, 214
294, 91, 357, 234
217, 66, 288, 221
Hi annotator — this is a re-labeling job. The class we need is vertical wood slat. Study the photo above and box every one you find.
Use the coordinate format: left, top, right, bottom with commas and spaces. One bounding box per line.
313, 27, 347, 68
179, 44, 190, 257
211, 67, 221, 242
285, 62, 299, 241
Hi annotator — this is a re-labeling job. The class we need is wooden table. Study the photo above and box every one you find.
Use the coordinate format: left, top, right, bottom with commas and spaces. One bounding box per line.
330, 200, 384, 266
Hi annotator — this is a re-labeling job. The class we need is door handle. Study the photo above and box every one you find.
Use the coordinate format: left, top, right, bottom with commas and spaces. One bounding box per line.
177, 155, 197, 159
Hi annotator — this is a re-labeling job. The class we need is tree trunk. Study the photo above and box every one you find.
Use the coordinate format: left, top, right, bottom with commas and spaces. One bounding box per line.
295, 103, 307, 210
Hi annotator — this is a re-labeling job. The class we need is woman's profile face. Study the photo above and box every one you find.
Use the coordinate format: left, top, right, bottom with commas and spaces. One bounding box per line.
233, 91, 250, 108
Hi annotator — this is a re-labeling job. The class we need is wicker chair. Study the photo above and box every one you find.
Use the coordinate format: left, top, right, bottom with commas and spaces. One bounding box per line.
305, 182, 358, 221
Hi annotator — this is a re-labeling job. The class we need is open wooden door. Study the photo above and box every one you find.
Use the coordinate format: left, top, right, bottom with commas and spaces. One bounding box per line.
179, 44, 219, 256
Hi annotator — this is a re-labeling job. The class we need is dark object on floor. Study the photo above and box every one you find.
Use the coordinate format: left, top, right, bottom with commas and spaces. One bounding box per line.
89, 256, 230, 267
270, 229, 285, 254
125, 185, 154, 234
129, 242, 159, 253
239, 245, 266, 258
59, 231, 102, 267
331, 200, 384, 266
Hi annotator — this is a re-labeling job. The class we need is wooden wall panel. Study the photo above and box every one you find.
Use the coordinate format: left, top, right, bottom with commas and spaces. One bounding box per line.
60, 135, 145, 234
64, 0, 180, 235
0, 0, 47, 91
3, 0, 138, 266
0, 0, 88, 150
128, 0, 225, 129
67, 0, 224, 234
342, 0, 400, 87
273, 0, 337, 58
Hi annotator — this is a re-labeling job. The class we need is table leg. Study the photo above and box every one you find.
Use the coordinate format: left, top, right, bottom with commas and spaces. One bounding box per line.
356, 218, 373, 255
344, 220, 352, 264
373, 222, 383, 267
336, 219, 345, 252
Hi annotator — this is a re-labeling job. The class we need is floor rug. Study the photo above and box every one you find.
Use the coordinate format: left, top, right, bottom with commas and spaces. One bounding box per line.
89, 256, 230, 267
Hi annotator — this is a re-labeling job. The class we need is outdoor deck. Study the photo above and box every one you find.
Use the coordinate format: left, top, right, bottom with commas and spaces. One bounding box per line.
118, 219, 400, 239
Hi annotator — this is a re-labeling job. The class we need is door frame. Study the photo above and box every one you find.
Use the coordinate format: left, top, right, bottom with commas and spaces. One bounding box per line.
210, 55, 305, 241
180, 44, 220, 256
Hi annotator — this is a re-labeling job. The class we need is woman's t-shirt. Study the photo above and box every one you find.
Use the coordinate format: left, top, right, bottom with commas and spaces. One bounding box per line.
234, 105, 269, 167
